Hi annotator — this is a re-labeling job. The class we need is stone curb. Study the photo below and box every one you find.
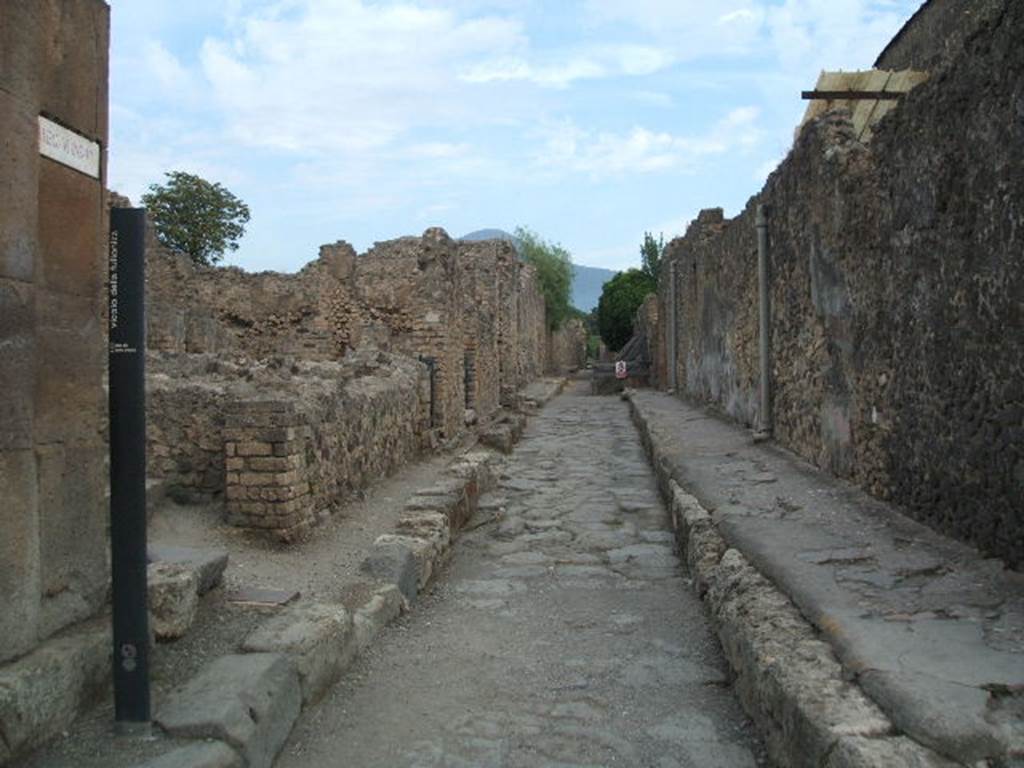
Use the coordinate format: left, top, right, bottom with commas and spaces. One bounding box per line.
627, 393, 961, 768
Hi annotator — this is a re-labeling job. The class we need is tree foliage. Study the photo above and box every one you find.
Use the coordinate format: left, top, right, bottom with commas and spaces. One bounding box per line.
640, 231, 665, 282
142, 171, 251, 266
514, 226, 574, 330
596, 268, 656, 351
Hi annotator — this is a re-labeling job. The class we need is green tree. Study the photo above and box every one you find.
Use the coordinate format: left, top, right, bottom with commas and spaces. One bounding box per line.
640, 231, 665, 281
596, 268, 656, 351
141, 171, 250, 266
514, 226, 574, 330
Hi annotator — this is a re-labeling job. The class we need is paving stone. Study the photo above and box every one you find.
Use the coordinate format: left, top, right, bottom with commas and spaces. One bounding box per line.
155, 654, 300, 768
133, 742, 242, 768
241, 602, 356, 706
148, 562, 199, 641
148, 545, 229, 594
374, 534, 439, 592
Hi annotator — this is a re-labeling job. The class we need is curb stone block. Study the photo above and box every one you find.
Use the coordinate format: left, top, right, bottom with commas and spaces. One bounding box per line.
375, 534, 439, 592
353, 585, 405, 653
133, 742, 242, 768
359, 540, 418, 602
824, 736, 963, 768
148, 562, 199, 640
155, 654, 300, 768
0, 622, 109, 760
396, 511, 451, 551
240, 602, 356, 706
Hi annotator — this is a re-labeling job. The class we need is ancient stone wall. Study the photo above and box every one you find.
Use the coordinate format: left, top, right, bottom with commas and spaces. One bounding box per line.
548, 318, 588, 374
654, 0, 1023, 566
147, 351, 429, 539
0, 0, 110, 663
874, 0, 1006, 72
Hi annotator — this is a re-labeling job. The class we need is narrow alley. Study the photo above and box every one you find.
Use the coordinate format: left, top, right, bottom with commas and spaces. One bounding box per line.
278, 381, 765, 768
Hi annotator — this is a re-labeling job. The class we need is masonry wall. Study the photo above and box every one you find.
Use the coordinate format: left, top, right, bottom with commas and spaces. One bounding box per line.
548, 318, 588, 374
147, 351, 429, 537
654, 0, 1023, 566
0, 1, 110, 664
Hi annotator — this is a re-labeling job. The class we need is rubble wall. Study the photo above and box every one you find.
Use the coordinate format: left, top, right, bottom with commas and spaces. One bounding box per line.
0, 0, 110, 663
655, 0, 1023, 566
147, 352, 429, 536
548, 318, 588, 374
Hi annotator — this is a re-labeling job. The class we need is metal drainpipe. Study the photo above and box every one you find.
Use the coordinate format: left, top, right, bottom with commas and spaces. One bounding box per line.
667, 261, 677, 393
755, 203, 772, 440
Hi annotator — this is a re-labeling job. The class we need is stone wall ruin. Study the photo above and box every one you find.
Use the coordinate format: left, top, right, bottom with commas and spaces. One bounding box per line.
142, 219, 569, 538
651, 0, 1023, 567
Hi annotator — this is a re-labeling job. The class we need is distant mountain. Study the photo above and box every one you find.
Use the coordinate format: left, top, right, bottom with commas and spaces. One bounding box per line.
571, 263, 617, 312
459, 229, 617, 312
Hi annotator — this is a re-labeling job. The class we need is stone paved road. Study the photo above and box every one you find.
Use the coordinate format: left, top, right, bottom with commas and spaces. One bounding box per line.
279, 381, 765, 768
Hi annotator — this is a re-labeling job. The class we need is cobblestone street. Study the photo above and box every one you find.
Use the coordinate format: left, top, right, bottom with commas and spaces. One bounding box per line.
279, 381, 764, 767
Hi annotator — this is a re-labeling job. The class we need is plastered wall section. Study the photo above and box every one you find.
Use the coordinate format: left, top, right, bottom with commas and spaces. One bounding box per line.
0, 0, 111, 663
655, 0, 1023, 566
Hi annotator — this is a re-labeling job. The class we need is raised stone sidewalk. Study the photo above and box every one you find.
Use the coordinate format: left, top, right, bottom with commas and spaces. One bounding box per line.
627, 389, 1024, 768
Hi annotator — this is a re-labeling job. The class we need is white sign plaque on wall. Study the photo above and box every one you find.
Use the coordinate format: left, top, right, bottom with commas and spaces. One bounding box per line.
38, 116, 100, 179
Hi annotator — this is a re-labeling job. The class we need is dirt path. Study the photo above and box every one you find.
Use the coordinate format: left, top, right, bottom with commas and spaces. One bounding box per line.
279, 380, 765, 767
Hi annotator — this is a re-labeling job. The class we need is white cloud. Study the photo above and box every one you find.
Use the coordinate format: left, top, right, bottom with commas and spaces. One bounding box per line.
196, 1, 526, 153
461, 44, 673, 88
536, 106, 762, 178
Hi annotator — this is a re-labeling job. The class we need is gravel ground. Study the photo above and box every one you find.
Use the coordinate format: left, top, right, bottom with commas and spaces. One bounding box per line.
278, 380, 766, 768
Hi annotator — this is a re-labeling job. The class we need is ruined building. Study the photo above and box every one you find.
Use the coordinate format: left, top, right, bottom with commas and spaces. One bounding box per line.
647, 0, 1023, 567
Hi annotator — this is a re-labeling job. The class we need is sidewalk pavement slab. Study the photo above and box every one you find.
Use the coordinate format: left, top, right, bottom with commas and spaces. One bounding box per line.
154, 653, 300, 768
148, 546, 229, 595
628, 390, 1024, 766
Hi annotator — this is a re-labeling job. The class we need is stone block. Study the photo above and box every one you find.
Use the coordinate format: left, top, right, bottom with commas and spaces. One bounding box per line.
155, 654, 300, 768
148, 545, 229, 595
352, 585, 405, 653
148, 562, 199, 641
375, 534, 438, 592
36, 440, 108, 637
133, 742, 242, 768
37, 0, 110, 139
359, 541, 418, 603
0, 449, 40, 664
0, 280, 33, 453
241, 602, 356, 706
0, 621, 109, 759
0, 94, 37, 283
235, 442, 273, 458
37, 163, 104, 298
33, 288, 103, 444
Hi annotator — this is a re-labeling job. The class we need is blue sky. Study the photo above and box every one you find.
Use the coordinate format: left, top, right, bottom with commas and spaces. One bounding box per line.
108, 0, 922, 273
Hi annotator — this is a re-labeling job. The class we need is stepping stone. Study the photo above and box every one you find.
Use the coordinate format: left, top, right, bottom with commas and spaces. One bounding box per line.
148, 545, 229, 595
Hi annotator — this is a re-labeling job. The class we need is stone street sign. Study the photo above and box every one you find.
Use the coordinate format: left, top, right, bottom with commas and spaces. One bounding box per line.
38, 115, 100, 178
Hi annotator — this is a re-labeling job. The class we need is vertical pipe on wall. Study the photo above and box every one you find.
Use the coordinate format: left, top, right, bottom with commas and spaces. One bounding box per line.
667, 260, 677, 392
756, 204, 772, 439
